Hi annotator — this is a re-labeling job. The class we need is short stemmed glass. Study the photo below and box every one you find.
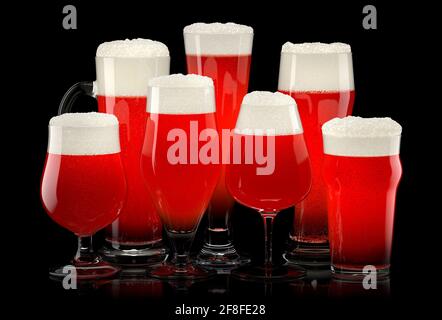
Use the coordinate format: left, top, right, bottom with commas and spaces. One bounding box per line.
41, 112, 126, 279
225, 91, 311, 281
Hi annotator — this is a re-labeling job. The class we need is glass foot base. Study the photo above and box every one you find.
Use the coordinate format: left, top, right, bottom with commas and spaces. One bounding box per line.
232, 264, 306, 282
332, 265, 390, 281
196, 244, 250, 270
284, 243, 330, 267
49, 260, 120, 280
149, 263, 216, 281
100, 241, 168, 266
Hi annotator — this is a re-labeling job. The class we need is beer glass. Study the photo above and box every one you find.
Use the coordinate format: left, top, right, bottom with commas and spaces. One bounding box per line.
322, 116, 402, 279
58, 39, 170, 264
184, 22, 253, 268
278, 42, 354, 265
41, 113, 126, 279
141, 74, 220, 279
225, 91, 311, 280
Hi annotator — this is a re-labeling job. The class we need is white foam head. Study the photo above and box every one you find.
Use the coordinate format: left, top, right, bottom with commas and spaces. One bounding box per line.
96, 39, 169, 58
184, 22, 253, 55
95, 39, 170, 97
147, 74, 215, 114
278, 42, 354, 92
234, 91, 303, 136
322, 116, 402, 157
48, 112, 120, 155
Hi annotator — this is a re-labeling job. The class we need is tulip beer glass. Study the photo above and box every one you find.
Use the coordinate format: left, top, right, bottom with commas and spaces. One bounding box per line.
41, 113, 126, 279
226, 91, 311, 280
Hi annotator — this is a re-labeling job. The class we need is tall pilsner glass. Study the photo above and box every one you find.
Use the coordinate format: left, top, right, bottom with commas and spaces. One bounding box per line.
141, 74, 220, 279
58, 39, 170, 264
184, 23, 253, 268
278, 42, 355, 265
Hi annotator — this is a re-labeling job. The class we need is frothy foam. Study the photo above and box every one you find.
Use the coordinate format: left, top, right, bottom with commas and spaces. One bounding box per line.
95, 39, 170, 97
282, 42, 351, 54
96, 39, 169, 58
278, 42, 354, 92
48, 112, 121, 155
322, 116, 402, 157
148, 74, 215, 114
235, 91, 303, 136
184, 22, 253, 55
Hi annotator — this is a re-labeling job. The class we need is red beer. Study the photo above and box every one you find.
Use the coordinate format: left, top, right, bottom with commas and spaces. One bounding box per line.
278, 90, 355, 243
141, 112, 220, 232
226, 134, 311, 212
278, 42, 354, 254
42, 153, 126, 236
98, 96, 161, 244
322, 116, 402, 276
184, 24, 253, 219
95, 39, 170, 246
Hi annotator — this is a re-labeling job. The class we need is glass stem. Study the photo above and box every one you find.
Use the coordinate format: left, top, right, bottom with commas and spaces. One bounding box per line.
207, 207, 231, 247
262, 214, 275, 267
74, 235, 97, 264
168, 231, 193, 272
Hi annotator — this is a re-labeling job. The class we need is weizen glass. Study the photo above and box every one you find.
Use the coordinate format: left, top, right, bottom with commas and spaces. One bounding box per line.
184, 23, 253, 268
225, 91, 311, 281
141, 74, 220, 280
41, 113, 126, 279
58, 39, 170, 264
278, 42, 355, 266
322, 117, 402, 280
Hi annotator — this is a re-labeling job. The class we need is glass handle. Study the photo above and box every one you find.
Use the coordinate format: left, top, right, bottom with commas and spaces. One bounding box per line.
58, 81, 95, 115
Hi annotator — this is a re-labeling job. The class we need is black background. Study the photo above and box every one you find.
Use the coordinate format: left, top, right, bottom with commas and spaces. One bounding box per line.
11, 0, 433, 317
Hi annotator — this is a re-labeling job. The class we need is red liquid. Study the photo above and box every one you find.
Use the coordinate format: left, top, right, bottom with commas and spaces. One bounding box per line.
141, 113, 220, 232
226, 134, 311, 212
98, 96, 162, 245
41, 153, 126, 236
187, 55, 251, 217
279, 90, 355, 243
323, 154, 402, 271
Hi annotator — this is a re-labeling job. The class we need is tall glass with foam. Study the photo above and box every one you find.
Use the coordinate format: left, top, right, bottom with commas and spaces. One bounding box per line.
322, 117, 402, 279
58, 39, 170, 264
277, 42, 355, 265
141, 74, 220, 280
184, 23, 253, 268
41, 113, 126, 279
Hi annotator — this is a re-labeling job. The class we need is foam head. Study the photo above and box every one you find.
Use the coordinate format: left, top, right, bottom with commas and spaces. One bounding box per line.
184, 22, 253, 55
95, 39, 170, 97
322, 116, 402, 157
96, 38, 169, 58
147, 74, 215, 114
48, 112, 120, 155
278, 42, 354, 92
234, 91, 303, 136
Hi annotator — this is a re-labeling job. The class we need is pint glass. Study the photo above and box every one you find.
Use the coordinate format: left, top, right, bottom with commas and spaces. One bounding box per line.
322, 116, 402, 279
